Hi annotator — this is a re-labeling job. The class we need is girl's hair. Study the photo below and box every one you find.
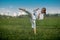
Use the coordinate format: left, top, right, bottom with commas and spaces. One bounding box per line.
41, 7, 46, 13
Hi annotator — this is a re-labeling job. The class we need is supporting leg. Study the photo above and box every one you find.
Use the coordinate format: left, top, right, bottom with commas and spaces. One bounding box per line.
31, 19, 36, 34
33, 20, 36, 34
34, 27, 36, 34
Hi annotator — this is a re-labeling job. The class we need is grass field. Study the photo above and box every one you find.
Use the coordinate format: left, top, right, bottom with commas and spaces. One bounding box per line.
0, 16, 60, 40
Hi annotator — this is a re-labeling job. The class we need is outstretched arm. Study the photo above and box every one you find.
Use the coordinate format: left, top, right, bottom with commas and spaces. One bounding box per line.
19, 8, 32, 18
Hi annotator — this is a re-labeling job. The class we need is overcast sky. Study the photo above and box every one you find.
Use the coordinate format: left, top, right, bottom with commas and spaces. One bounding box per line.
0, 0, 60, 15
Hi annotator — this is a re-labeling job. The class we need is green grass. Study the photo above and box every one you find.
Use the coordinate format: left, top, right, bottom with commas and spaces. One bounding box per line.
0, 16, 60, 40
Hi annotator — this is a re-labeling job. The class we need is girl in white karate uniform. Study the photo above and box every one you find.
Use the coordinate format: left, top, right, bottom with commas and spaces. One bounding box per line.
19, 8, 39, 34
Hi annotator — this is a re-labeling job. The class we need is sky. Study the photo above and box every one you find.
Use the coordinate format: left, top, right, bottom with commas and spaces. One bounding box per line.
0, 0, 60, 16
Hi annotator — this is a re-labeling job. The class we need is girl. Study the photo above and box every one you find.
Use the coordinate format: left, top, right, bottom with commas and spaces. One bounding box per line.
19, 8, 39, 34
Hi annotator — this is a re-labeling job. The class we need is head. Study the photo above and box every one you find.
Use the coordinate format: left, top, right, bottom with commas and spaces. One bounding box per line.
41, 7, 46, 14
